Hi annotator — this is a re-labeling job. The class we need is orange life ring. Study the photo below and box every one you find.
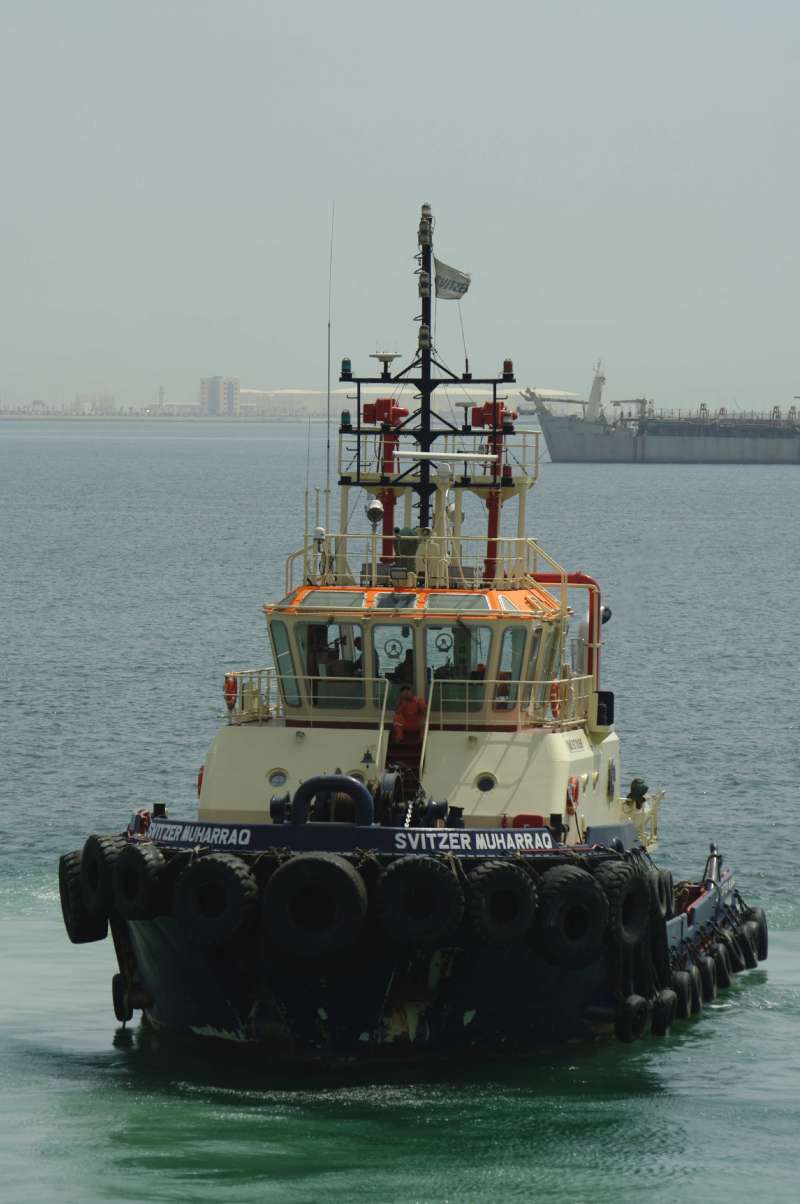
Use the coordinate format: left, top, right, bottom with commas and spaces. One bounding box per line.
566, 775, 580, 815
223, 673, 238, 710
549, 680, 562, 719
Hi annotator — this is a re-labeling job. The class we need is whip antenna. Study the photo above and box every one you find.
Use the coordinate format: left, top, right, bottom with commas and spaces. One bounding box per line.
325, 201, 335, 529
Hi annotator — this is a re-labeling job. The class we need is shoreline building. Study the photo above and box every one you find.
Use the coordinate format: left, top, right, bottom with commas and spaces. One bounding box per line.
199, 377, 240, 416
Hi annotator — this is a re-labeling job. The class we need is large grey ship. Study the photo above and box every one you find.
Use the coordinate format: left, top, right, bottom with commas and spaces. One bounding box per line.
520, 366, 800, 464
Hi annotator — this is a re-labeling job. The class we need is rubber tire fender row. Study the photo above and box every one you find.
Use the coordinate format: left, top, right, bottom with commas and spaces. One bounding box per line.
594, 860, 651, 950
615, 993, 651, 1043
376, 855, 464, 949
535, 864, 609, 968
745, 906, 768, 961
467, 860, 538, 944
80, 834, 128, 921
263, 851, 368, 958
112, 842, 166, 920
59, 850, 108, 944
174, 853, 258, 947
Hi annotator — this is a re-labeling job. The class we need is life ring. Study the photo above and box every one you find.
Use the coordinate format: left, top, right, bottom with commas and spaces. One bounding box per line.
174, 853, 258, 947
535, 864, 608, 967
614, 993, 650, 1043
223, 673, 238, 710
593, 860, 650, 950
59, 850, 108, 944
549, 680, 562, 719
80, 833, 128, 921
566, 776, 580, 815
377, 856, 464, 948
262, 851, 368, 958
467, 860, 538, 944
112, 842, 165, 920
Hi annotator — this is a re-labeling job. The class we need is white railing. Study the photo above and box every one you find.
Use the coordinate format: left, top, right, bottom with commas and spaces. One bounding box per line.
338, 429, 540, 485
285, 532, 569, 600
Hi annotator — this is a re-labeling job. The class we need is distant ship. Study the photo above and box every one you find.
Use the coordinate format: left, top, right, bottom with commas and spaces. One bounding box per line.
520, 365, 800, 464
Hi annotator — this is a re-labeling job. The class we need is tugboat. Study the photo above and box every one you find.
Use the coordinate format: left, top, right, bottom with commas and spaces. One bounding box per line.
59, 205, 767, 1061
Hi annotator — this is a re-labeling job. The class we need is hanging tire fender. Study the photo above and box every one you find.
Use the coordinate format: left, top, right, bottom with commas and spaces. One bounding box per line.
593, 860, 651, 950
377, 856, 464, 949
744, 907, 768, 961
651, 988, 677, 1037
262, 851, 368, 958
688, 963, 704, 1014
59, 850, 108, 944
535, 864, 608, 967
614, 993, 650, 1043
80, 834, 127, 921
698, 954, 717, 1003
174, 853, 258, 947
112, 842, 166, 920
671, 969, 692, 1019
712, 941, 732, 989
467, 860, 538, 944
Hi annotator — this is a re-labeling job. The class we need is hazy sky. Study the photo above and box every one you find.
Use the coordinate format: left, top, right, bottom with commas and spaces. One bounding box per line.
1, 0, 798, 408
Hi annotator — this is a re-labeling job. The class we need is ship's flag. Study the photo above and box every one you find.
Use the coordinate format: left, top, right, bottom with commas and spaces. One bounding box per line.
434, 257, 471, 299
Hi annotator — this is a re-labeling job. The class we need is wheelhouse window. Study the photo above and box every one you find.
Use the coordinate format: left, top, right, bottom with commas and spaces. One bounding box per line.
268, 620, 300, 707
296, 621, 364, 709
372, 623, 416, 708
424, 593, 490, 611
493, 625, 527, 709
425, 623, 492, 713
298, 590, 364, 609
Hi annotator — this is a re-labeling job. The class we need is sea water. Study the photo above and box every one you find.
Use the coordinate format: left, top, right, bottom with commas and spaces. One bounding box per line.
1, 420, 799, 1203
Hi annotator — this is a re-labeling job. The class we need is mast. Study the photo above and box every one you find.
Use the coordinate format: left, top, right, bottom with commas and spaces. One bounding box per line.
417, 202, 434, 527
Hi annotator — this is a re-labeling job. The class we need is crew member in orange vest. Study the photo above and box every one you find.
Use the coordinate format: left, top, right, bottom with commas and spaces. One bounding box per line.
391, 685, 427, 743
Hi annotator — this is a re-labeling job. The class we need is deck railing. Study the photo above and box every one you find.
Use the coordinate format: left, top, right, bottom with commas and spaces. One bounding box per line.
285, 532, 569, 600
338, 429, 540, 487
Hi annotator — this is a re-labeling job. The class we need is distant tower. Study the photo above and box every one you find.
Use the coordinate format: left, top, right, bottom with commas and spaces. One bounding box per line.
200, 376, 240, 416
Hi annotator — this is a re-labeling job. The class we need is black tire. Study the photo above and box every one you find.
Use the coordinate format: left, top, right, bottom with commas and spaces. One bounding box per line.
651, 988, 677, 1037
377, 856, 464, 949
712, 942, 732, 989
745, 907, 768, 961
671, 969, 692, 1019
112, 842, 166, 920
468, 860, 538, 944
615, 994, 650, 1043
688, 963, 704, 1014
650, 868, 674, 921
174, 853, 258, 947
739, 923, 758, 970
59, 850, 108, 944
81, 834, 127, 920
112, 973, 133, 1022
698, 954, 717, 1003
720, 928, 746, 974
649, 911, 672, 989
536, 864, 608, 967
264, 852, 368, 957
594, 861, 651, 950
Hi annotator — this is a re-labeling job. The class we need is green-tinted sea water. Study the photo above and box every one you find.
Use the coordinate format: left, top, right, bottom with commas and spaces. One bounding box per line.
2, 421, 799, 1202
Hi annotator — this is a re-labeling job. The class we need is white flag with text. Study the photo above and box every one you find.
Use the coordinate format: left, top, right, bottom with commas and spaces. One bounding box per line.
434, 257, 471, 300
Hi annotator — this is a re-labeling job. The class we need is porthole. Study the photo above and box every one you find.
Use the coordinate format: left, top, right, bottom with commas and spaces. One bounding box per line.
268, 769, 288, 788
475, 773, 496, 793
